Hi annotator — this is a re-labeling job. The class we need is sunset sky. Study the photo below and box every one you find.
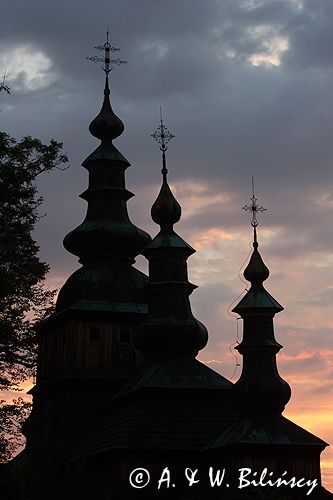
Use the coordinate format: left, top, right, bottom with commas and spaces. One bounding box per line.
1, 0, 333, 491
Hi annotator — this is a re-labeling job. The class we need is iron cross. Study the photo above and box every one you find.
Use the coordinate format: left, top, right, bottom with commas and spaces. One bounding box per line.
87, 28, 127, 74
242, 176, 266, 228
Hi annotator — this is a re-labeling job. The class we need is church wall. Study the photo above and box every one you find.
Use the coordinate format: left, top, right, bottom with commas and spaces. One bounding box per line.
23, 314, 146, 466
37, 318, 144, 382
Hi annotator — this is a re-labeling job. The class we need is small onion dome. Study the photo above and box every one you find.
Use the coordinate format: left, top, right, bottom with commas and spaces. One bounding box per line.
233, 233, 283, 314
151, 180, 181, 230
89, 76, 124, 142
244, 240, 269, 287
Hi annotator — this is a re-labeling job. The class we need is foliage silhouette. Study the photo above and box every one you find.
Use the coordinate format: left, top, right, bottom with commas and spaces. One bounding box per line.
0, 131, 68, 462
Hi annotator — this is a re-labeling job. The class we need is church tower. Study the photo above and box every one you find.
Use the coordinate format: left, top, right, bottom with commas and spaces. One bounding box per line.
23, 34, 151, 466
205, 189, 328, 498
56, 115, 238, 500
18, 36, 332, 500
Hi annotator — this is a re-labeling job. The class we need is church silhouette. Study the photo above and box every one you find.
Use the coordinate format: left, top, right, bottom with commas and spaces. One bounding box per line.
11, 35, 332, 500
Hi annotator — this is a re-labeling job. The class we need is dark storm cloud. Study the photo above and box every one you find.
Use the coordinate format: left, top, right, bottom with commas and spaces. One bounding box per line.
1, 0, 333, 296
284, 0, 333, 70
2, 0, 333, 189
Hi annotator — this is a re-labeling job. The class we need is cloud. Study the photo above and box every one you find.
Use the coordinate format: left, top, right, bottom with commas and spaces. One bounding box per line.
299, 287, 333, 307
278, 350, 331, 376
284, 0, 333, 69
1, 0, 333, 490
0, 44, 57, 91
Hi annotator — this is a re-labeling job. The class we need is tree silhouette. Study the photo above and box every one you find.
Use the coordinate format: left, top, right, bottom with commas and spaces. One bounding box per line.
0, 132, 68, 461
0, 72, 10, 95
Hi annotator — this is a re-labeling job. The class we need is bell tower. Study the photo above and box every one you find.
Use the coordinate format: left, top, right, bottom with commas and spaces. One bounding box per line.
23, 33, 151, 465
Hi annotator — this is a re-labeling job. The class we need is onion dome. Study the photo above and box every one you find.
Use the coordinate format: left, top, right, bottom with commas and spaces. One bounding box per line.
151, 180, 181, 229
56, 37, 151, 312
244, 233, 269, 284
233, 230, 282, 313
135, 113, 208, 358
232, 191, 291, 414
89, 76, 124, 142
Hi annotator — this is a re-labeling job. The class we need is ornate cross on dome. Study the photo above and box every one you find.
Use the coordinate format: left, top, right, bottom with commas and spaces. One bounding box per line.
151, 107, 175, 152
242, 176, 266, 228
151, 107, 175, 181
87, 28, 127, 74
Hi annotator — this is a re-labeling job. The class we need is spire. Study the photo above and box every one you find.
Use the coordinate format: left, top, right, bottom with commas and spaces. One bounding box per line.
242, 176, 266, 232
87, 29, 127, 142
232, 184, 291, 414
150, 108, 180, 230
151, 107, 175, 182
235, 178, 280, 311
56, 34, 151, 312
134, 112, 208, 358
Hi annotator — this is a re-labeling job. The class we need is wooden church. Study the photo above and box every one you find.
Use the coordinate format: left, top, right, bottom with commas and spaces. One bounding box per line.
10, 36, 333, 500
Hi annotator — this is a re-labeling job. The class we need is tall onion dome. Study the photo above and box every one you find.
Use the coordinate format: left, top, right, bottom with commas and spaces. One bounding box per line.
56, 36, 151, 312
232, 189, 291, 414
135, 111, 208, 358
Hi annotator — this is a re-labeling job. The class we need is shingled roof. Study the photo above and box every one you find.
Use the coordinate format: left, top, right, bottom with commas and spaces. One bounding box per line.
206, 413, 328, 449
63, 357, 238, 464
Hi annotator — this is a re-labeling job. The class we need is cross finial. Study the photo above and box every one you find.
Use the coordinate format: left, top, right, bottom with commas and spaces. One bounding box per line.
87, 29, 127, 74
151, 108, 175, 181
151, 107, 175, 152
242, 177, 266, 245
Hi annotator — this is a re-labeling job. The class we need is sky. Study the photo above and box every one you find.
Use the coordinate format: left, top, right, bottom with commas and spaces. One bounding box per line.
1, 0, 333, 491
